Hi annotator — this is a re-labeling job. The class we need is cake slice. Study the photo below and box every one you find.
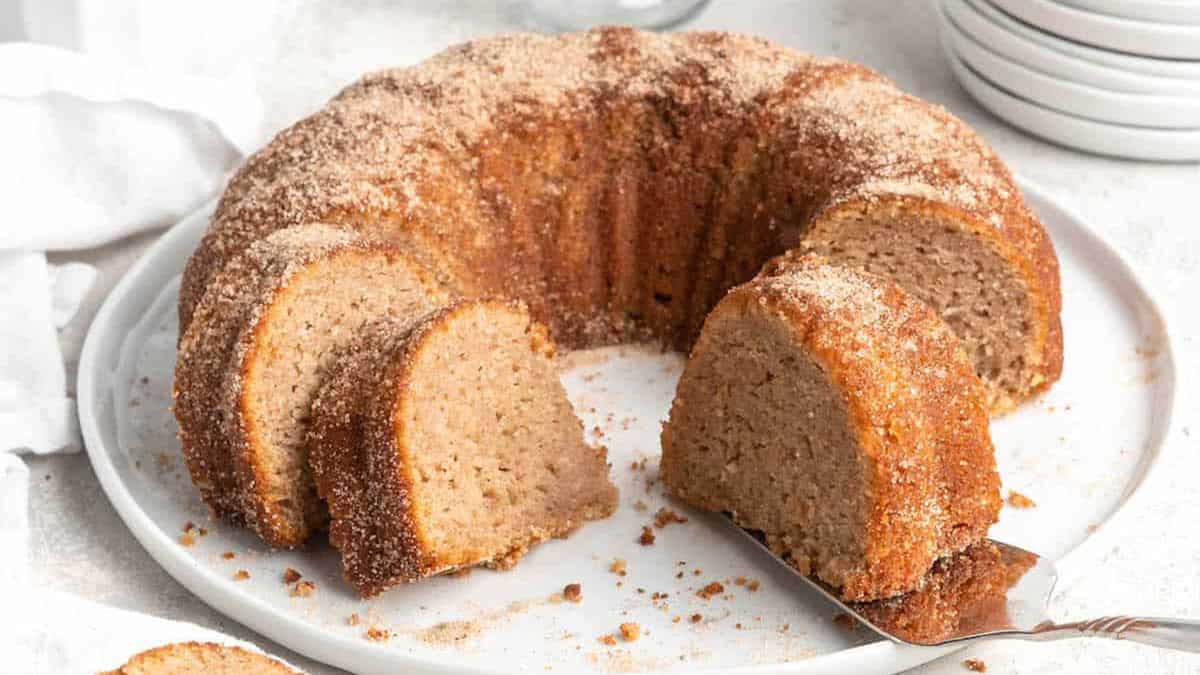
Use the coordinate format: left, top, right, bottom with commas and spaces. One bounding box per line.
660, 255, 1000, 601
793, 194, 1062, 415
174, 224, 451, 547
101, 642, 299, 675
309, 300, 618, 597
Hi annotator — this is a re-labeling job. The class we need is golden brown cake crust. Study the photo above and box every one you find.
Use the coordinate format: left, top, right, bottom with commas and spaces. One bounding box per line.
101, 641, 299, 674
177, 26, 1061, 407
663, 256, 1001, 600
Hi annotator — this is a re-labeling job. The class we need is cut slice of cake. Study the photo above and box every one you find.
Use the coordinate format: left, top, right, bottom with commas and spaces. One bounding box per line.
309, 300, 618, 597
174, 224, 451, 547
660, 255, 1000, 601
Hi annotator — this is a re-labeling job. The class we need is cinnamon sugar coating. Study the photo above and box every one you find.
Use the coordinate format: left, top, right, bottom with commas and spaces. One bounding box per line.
178, 26, 1060, 404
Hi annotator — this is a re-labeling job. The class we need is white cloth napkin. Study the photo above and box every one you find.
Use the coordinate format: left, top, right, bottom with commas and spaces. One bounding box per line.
10, 587, 302, 674
0, 2, 293, 671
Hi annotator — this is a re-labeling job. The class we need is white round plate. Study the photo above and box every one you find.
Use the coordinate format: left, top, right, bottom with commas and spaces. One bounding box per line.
1055, 0, 1200, 25
961, 0, 1200, 80
79, 187, 1176, 675
989, 0, 1200, 59
943, 0, 1200, 95
941, 11, 1200, 128
945, 47, 1200, 160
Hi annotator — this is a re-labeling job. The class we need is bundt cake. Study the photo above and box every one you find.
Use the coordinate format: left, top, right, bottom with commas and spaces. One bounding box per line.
101, 642, 299, 675
174, 224, 451, 547
309, 300, 617, 597
178, 26, 1060, 414
660, 255, 1001, 601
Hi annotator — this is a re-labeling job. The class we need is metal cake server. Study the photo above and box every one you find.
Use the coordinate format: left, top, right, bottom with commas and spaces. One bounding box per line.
731, 526, 1200, 652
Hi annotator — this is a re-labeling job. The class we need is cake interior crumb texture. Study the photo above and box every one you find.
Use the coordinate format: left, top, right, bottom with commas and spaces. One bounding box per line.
236, 238, 445, 546
401, 301, 617, 568
662, 259, 1000, 601
310, 300, 617, 595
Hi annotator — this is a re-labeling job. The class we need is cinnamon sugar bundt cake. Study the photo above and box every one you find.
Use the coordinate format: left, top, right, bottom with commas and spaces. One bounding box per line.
175, 27, 1059, 558
309, 300, 617, 597
660, 256, 1001, 601
174, 225, 450, 547
179, 27, 1060, 410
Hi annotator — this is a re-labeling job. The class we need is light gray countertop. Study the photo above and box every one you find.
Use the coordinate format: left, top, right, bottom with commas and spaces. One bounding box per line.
30, 2, 1199, 673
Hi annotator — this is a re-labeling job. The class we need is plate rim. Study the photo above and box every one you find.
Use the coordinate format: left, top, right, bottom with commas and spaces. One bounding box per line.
77, 180, 1178, 675
942, 0, 1200, 97
987, 0, 1200, 59
959, 0, 1200, 80
945, 17, 1200, 129
944, 46, 1200, 161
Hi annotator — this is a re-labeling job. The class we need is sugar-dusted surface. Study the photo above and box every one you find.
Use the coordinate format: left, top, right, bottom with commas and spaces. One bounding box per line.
79, 182, 1173, 673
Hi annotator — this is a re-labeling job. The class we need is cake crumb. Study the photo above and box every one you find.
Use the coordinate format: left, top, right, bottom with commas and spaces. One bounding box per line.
675, 571, 684, 579
366, 627, 391, 642
637, 526, 656, 546
833, 612, 857, 631
672, 616, 681, 624
563, 583, 583, 603
653, 507, 688, 528
692, 568, 703, 576
348, 613, 361, 626
697, 581, 724, 599
183, 522, 195, 532
178, 532, 195, 547
733, 576, 746, 586
1006, 490, 1036, 509
633, 499, 649, 512
598, 634, 617, 647
963, 658, 987, 672
747, 580, 761, 592
609, 558, 627, 576
283, 568, 302, 584
233, 570, 250, 581
198, 527, 208, 536
290, 580, 315, 597
619, 623, 641, 642
221, 551, 235, 560
689, 614, 702, 624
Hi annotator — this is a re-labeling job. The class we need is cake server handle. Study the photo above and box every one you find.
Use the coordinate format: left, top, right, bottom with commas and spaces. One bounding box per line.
1025, 616, 1200, 653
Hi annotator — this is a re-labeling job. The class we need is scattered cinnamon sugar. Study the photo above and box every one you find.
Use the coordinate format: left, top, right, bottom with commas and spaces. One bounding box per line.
563, 583, 583, 603
282, 568, 302, 584
366, 627, 391, 642
689, 614, 703, 624
747, 580, 761, 592
697, 581, 724, 599
598, 634, 617, 647
637, 526, 656, 546
221, 551, 235, 560
833, 612, 857, 631
290, 581, 316, 597
650, 591, 668, 601
348, 613, 361, 626
619, 623, 641, 642
609, 558, 627, 576
178, 532, 195, 547
653, 507, 688, 528
1006, 490, 1036, 509
963, 658, 987, 672
233, 570, 250, 581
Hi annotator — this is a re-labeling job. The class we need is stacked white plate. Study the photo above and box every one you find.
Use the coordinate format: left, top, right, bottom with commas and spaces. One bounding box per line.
937, 0, 1200, 161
